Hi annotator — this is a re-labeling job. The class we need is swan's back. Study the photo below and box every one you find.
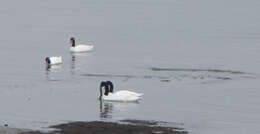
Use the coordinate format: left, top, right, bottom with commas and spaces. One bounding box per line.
70, 44, 94, 52
49, 56, 62, 65
115, 90, 143, 97
103, 90, 143, 102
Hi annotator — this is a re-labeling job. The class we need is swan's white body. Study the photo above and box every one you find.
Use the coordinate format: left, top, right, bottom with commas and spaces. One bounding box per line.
48, 56, 62, 65
102, 90, 143, 102
70, 44, 94, 53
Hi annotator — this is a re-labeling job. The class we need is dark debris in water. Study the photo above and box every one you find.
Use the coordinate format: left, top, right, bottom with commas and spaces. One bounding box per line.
82, 73, 134, 78
81, 73, 170, 80
150, 67, 248, 74
79, 67, 255, 83
19, 120, 188, 134
216, 77, 231, 80
120, 119, 168, 126
160, 79, 171, 82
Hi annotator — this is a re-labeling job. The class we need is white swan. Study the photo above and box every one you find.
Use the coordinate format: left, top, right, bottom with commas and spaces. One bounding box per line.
45, 56, 62, 65
70, 37, 94, 53
99, 81, 143, 102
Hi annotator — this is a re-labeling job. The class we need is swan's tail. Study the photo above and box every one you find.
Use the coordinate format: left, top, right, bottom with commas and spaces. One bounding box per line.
135, 92, 144, 97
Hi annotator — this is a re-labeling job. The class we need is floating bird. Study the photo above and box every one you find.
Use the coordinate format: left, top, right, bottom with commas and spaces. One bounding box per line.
70, 37, 94, 53
45, 56, 62, 65
99, 81, 143, 102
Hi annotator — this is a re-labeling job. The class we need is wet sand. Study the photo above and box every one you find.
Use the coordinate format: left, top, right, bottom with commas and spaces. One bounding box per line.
19, 120, 187, 134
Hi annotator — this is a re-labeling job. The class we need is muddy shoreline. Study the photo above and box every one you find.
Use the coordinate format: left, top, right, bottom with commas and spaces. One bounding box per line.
19, 120, 187, 134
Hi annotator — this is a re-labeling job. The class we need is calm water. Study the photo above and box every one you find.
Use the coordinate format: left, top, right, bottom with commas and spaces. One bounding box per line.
0, 0, 260, 134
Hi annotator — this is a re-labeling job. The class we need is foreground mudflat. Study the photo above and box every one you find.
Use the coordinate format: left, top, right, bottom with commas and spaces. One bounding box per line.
19, 120, 187, 134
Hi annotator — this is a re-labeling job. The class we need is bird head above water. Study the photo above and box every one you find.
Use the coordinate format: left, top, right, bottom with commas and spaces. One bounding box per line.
70, 37, 75, 47
45, 57, 51, 64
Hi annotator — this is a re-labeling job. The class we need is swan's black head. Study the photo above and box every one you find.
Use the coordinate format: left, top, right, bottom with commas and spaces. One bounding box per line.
70, 37, 75, 47
100, 81, 110, 98
45, 57, 51, 64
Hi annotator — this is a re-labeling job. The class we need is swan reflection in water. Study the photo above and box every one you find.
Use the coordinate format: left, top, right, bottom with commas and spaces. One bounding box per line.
45, 64, 62, 71
70, 55, 76, 75
99, 100, 140, 119
70, 52, 92, 75
45, 64, 62, 76
99, 100, 113, 119
44, 62, 62, 82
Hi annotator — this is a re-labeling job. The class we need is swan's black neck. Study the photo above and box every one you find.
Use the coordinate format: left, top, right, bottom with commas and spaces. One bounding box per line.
106, 81, 114, 93
71, 40, 75, 47
99, 81, 114, 100
70, 38, 75, 47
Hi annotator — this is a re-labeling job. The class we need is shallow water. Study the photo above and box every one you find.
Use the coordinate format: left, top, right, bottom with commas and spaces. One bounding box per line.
0, 0, 260, 134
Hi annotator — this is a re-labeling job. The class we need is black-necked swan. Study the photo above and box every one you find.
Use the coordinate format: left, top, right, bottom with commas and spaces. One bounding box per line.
45, 56, 62, 65
99, 81, 143, 102
70, 37, 94, 53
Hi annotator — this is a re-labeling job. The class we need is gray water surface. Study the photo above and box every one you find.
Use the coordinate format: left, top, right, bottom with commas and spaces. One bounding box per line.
0, 0, 260, 134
